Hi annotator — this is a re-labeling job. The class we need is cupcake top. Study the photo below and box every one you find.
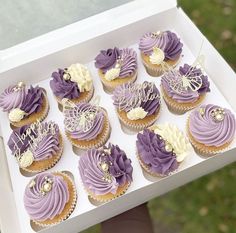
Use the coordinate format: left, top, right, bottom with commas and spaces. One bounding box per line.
136, 124, 190, 176
24, 172, 69, 221
95, 47, 137, 81
139, 30, 183, 64
189, 104, 236, 147
162, 63, 210, 103
0, 82, 44, 123
50, 63, 93, 100
8, 121, 60, 168
112, 81, 160, 120
79, 144, 133, 196
63, 99, 105, 141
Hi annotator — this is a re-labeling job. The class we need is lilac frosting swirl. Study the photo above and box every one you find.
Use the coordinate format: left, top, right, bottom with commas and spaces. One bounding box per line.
0, 85, 26, 112
139, 31, 183, 60
78, 144, 133, 196
112, 81, 160, 115
24, 173, 69, 221
161, 64, 210, 103
189, 104, 236, 147
50, 69, 80, 99
136, 129, 178, 175
67, 103, 105, 141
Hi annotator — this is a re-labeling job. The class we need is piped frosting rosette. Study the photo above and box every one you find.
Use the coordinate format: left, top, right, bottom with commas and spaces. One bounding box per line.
0, 82, 49, 127
7, 121, 63, 173
63, 98, 110, 149
139, 30, 183, 76
136, 123, 190, 176
112, 81, 161, 131
187, 104, 236, 155
50, 63, 94, 104
24, 172, 77, 226
78, 143, 133, 202
94, 47, 138, 92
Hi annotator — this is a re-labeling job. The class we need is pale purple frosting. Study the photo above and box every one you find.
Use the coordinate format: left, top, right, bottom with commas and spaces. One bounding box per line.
78, 144, 133, 196
50, 69, 80, 99
161, 64, 210, 103
24, 173, 69, 221
189, 104, 236, 147
137, 129, 178, 175
0, 85, 26, 112
112, 81, 160, 115
139, 31, 183, 60
67, 103, 105, 141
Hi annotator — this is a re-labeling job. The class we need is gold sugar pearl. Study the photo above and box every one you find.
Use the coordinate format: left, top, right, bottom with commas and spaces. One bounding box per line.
101, 162, 109, 172
199, 107, 205, 116
165, 142, 173, 152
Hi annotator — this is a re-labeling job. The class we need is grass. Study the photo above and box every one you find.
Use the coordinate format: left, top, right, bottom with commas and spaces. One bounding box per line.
83, 1, 236, 232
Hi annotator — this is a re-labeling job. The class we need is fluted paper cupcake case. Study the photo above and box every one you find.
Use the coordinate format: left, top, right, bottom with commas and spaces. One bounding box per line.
10, 91, 50, 128
66, 110, 111, 150
98, 69, 138, 93
161, 86, 206, 115
21, 133, 64, 173
33, 172, 77, 227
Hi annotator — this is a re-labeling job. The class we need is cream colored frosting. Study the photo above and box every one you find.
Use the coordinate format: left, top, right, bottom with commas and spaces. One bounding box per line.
153, 123, 190, 162
149, 47, 165, 65
127, 107, 148, 120
105, 64, 121, 81
9, 108, 25, 122
18, 150, 34, 168
66, 63, 93, 92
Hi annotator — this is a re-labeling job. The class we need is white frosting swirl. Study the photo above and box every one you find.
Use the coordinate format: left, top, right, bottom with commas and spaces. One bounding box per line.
18, 149, 34, 168
127, 107, 148, 120
9, 108, 26, 122
149, 47, 165, 65
105, 64, 121, 81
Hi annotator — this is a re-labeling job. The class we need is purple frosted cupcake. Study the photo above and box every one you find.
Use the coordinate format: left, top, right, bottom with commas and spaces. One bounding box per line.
50, 63, 94, 105
24, 171, 77, 226
0, 82, 49, 127
112, 81, 161, 131
78, 143, 133, 202
95, 47, 138, 92
187, 104, 236, 156
7, 121, 63, 173
139, 30, 183, 76
63, 99, 111, 149
136, 124, 190, 176
161, 63, 210, 114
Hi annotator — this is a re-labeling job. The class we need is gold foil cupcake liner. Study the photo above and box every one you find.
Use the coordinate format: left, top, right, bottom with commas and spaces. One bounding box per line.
33, 172, 77, 227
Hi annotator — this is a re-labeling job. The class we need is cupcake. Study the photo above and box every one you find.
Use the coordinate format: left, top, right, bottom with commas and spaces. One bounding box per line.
24, 171, 77, 227
136, 124, 190, 177
161, 63, 210, 114
7, 121, 63, 173
112, 81, 161, 131
50, 63, 94, 105
187, 104, 236, 156
95, 47, 138, 92
78, 143, 133, 202
63, 98, 111, 150
0, 82, 49, 128
139, 30, 183, 76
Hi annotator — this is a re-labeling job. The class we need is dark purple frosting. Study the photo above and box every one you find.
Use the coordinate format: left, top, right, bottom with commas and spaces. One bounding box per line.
95, 47, 121, 73
136, 129, 178, 176
21, 86, 44, 115
50, 69, 80, 99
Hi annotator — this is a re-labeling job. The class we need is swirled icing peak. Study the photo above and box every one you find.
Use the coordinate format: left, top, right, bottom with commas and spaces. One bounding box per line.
189, 104, 236, 147
24, 172, 69, 221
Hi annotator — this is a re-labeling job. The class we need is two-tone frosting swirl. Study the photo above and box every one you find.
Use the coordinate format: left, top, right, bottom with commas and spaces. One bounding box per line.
78, 144, 133, 196
139, 31, 183, 60
24, 173, 69, 221
189, 104, 236, 147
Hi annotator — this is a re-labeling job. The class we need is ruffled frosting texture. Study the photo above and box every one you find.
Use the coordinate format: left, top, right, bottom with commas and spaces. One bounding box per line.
50, 69, 81, 99
24, 173, 69, 221
139, 31, 183, 60
0, 85, 26, 112
79, 144, 133, 196
137, 129, 178, 175
189, 104, 236, 147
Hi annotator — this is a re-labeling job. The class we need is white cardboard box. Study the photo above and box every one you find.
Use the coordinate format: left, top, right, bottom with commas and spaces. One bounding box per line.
0, 1, 236, 233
